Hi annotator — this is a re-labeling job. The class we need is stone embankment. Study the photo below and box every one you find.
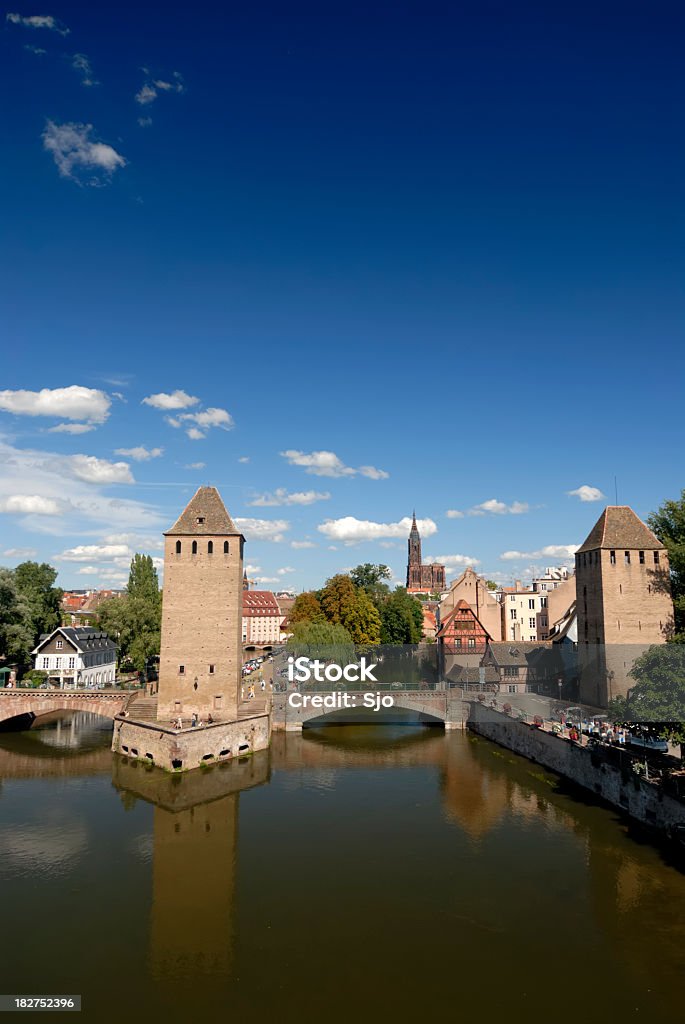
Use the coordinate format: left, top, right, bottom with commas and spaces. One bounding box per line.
467, 700, 685, 835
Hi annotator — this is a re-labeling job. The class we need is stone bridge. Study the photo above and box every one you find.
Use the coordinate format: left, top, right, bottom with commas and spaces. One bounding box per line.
272, 689, 469, 731
0, 689, 135, 727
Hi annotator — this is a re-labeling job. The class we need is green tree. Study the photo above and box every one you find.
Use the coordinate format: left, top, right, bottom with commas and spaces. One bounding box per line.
94, 554, 162, 673
486, 580, 498, 591
14, 561, 63, 647
289, 591, 325, 625
0, 568, 33, 662
609, 644, 685, 751
380, 587, 424, 644
319, 574, 381, 644
287, 620, 356, 664
349, 563, 391, 605
648, 490, 685, 640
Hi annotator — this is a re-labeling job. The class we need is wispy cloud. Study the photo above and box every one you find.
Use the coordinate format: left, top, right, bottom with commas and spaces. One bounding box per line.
568, 485, 605, 503
432, 553, 480, 568
500, 544, 579, 562
114, 446, 163, 462
184, 461, 205, 470
0, 495, 62, 516
166, 407, 234, 440
248, 488, 330, 507
3, 547, 38, 558
318, 515, 437, 544
24, 43, 46, 54
234, 518, 289, 543
72, 53, 98, 87
7, 12, 69, 35
280, 449, 388, 479
47, 423, 96, 434
135, 70, 184, 109
450, 498, 530, 517
42, 121, 126, 186
290, 540, 316, 549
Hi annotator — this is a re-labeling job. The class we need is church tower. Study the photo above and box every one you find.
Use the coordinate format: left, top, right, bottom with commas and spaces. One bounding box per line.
157, 487, 245, 723
407, 511, 422, 589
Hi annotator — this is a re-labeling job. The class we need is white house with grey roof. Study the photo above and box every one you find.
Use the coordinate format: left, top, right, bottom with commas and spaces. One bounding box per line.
31, 627, 117, 689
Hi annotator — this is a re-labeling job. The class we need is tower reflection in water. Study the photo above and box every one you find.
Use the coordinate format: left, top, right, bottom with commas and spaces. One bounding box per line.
111, 751, 271, 988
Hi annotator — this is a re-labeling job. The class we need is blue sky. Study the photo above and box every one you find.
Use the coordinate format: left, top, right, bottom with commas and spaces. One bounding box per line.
1, 1, 683, 592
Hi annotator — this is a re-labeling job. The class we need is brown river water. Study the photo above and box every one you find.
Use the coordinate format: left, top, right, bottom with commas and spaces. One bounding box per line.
0, 712, 683, 1024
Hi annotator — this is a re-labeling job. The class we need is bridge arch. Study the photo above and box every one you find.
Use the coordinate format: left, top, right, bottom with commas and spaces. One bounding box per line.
0, 691, 133, 728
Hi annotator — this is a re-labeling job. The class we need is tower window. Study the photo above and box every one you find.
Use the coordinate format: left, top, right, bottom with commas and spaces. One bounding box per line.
196, 516, 205, 524
610, 550, 616, 565
639, 550, 645, 564
209, 664, 215, 674
179, 665, 185, 674
224, 541, 229, 554
654, 551, 660, 564
175, 540, 182, 554
208, 541, 214, 554
624, 551, 630, 565
192, 540, 198, 555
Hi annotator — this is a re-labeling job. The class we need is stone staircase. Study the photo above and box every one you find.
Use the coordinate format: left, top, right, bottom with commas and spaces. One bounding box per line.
126, 693, 159, 722
238, 695, 268, 718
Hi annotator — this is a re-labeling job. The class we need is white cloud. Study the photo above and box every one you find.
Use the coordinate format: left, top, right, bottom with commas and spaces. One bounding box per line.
135, 71, 184, 106
6, 13, 69, 34
277, 566, 295, 575
72, 53, 97, 87
135, 83, 157, 105
137, 116, 153, 128
432, 554, 481, 567
42, 121, 126, 186
317, 515, 437, 544
248, 488, 330, 507
0, 495, 62, 516
467, 499, 529, 516
0, 385, 110, 423
142, 390, 199, 411
114, 446, 163, 461
56, 543, 130, 563
48, 423, 96, 434
24, 43, 46, 54
500, 545, 579, 562
290, 540, 316, 549
280, 449, 388, 479
568, 485, 605, 503
2, 547, 38, 558
234, 518, 289, 543
253, 576, 278, 584
184, 462, 205, 470
75, 565, 99, 575
103, 532, 163, 551
186, 427, 205, 441
445, 509, 465, 519
68, 455, 134, 485
244, 564, 261, 574
238, 456, 250, 463
177, 407, 234, 438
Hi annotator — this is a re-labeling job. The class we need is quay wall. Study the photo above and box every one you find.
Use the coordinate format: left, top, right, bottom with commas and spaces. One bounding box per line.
467, 702, 685, 834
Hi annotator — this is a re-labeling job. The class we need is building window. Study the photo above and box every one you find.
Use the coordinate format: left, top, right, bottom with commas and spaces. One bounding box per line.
510, 609, 517, 619
467, 638, 475, 648
55, 657, 61, 668
56, 639, 63, 649
196, 516, 205, 524
510, 627, 516, 639
610, 550, 616, 565
504, 666, 519, 677
43, 657, 49, 669
654, 551, 660, 565
639, 550, 645, 564
69, 657, 75, 669
209, 664, 215, 674
529, 618, 536, 629
208, 541, 214, 554
224, 541, 229, 554
176, 540, 182, 554
624, 551, 630, 565
528, 599, 535, 609
540, 583, 547, 590
508, 684, 518, 693
541, 597, 547, 607
510, 595, 516, 602
179, 665, 185, 674
192, 541, 198, 555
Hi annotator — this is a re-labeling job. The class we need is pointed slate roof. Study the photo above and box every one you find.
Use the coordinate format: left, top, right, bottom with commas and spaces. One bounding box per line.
165, 486, 242, 536
576, 506, 664, 553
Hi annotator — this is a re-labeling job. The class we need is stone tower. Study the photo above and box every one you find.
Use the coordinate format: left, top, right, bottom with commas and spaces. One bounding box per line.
575, 505, 673, 705
157, 487, 245, 723
406, 512, 422, 589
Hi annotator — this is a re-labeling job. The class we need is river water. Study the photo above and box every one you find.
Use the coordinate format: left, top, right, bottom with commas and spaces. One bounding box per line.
0, 713, 683, 1023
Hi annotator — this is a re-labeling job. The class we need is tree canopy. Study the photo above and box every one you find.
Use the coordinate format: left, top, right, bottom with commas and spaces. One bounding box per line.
0, 561, 62, 664
95, 554, 161, 673
319, 574, 382, 644
648, 490, 685, 641
289, 591, 325, 625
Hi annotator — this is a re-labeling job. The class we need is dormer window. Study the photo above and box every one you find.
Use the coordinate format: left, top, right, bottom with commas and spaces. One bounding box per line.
196, 516, 205, 524
56, 639, 63, 649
